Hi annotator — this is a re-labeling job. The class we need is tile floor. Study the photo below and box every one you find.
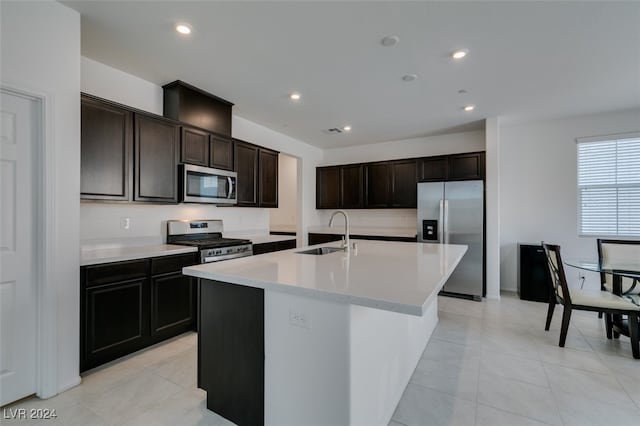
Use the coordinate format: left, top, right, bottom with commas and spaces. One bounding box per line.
5, 293, 640, 426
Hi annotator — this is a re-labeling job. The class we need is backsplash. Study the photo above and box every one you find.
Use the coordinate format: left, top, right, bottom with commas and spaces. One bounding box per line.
315, 209, 417, 229
80, 203, 270, 244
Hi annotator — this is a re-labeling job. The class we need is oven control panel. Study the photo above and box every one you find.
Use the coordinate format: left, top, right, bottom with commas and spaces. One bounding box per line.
201, 244, 253, 263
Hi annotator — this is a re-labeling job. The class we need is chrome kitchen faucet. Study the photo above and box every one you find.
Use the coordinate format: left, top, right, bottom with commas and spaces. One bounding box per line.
328, 210, 350, 251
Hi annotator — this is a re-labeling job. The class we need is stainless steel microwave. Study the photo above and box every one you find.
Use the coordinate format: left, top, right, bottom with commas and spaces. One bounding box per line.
180, 164, 237, 204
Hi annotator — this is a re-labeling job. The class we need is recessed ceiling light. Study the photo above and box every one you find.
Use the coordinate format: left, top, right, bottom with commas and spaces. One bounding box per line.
176, 24, 192, 35
381, 35, 400, 47
463, 105, 475, 112
402, 74, 418, 82
343, 125, 352, 132
289, 92, 301, 101
452, 49, 468, 60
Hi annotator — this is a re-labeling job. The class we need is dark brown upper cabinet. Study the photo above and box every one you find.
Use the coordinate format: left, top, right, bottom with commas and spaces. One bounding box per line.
390, 159, 417, 207
163, 80, 233, 137
258, 148, 279, 208
180, 126, 209, 167
81, 95, 133, 201
134, 114, 180, 203
316, 166, 340, 209
365, 160, 416, 208
234, 140, 259, 207
234, 140, 279, 208
420, 156, 449, 182
365, 162, 391, 208
210, 135, 233, 171
316, 151, 484, 210
448, 152, 485, 180
341, 164, 364, 208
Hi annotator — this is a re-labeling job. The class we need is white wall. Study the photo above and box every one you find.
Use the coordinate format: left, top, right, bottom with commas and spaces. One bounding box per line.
1, 0, 81, 395
485, 118, 501, 299
317, 130, 486, 228
499, 108, 640, 292
80, 57, 323, 245
270, 153, 298, 228
321, 130, 485, 166
81, 57, 163, 115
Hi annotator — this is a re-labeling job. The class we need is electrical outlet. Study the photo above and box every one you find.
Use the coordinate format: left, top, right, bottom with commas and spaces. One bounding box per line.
289, 309, 311, 329
120, 217, 131, 230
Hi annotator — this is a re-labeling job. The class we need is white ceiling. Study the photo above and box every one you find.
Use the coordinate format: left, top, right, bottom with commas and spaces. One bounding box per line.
63, 1, 640, 149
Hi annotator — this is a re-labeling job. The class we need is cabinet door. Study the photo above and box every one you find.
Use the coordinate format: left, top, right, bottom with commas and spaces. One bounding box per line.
316, 167, 341, 209
365, 162, 390, 208
134, 114, 180, 202
448, 152, 485, 180
420, 156, 448, 182
341, 164, 364, 208
252, 242, 277, 255
181, 126, 209, 166
390, 159, 417, 207
81, 96, 132, 201
308, 233, 342, 245
82, 278, 149, 371
259, 149, 279, 207
210, 135, 233, 170
234, 140, 259, 206
151, 273, 195, 338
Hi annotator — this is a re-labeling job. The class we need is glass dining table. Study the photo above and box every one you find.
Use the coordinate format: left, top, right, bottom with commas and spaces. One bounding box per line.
564, 259, 640, 296
564, 259, 640, 337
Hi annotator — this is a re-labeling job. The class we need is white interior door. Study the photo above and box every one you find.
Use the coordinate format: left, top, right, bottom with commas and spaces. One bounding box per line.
0, 88, 38, 405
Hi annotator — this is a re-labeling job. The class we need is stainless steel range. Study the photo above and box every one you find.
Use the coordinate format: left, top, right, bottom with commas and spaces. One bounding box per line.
167, 220, 253, 263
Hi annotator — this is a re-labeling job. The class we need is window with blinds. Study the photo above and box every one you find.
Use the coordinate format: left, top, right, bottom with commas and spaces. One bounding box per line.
577, 135, 640, 237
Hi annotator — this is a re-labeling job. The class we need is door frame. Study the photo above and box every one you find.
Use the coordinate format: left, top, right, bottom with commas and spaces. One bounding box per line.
1, 84, 59, 399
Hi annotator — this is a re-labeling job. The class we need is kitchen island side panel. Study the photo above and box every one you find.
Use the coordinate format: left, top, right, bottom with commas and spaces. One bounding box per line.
198, 279, 264, 426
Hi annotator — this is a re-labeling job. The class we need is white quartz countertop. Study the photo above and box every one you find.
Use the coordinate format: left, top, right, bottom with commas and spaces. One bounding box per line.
81, 244, 198, 266
183, 240, 467, 316
307, 226, 417, 239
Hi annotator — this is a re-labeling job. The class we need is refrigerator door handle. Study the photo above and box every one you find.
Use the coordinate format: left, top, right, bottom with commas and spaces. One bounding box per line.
444, 199, 450, 244
438, 199, 444, 244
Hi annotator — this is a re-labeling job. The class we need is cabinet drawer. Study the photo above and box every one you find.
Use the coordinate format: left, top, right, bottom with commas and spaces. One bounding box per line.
151, 253, 198, 276
84, 259, 149, 287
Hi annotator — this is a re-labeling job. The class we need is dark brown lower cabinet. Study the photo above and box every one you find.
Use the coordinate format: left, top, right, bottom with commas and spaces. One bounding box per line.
81, 253, 198, 372
252, 239, 296, 255
308, 233, 417, 245
151, 273, 195, 338
82, 277, 150, 372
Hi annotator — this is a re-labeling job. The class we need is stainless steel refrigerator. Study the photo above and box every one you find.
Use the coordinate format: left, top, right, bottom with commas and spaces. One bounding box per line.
417, 180, 484, 300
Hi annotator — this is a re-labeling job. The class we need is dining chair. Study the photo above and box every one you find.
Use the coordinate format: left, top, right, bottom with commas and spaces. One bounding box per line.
542, 242, 640, 359
597, 239, 640, 295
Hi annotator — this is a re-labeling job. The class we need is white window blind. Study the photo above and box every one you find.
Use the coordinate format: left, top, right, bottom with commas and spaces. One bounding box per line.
577, 135, 640, 237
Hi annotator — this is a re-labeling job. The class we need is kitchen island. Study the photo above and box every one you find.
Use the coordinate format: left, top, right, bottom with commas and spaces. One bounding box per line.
183, 240, 467, 426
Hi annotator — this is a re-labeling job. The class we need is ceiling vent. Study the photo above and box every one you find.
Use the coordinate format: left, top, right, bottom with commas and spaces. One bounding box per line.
322, 128, 343, 135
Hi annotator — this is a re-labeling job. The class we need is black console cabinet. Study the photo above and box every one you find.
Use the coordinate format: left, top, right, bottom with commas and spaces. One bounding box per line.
518, 244, 552, 303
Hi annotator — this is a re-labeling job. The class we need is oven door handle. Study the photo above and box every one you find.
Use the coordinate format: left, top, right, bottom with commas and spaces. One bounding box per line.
227, 177, 235, 199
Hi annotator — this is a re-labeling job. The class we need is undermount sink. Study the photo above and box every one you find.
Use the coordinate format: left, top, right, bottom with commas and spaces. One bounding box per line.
296, 246, 345, 255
